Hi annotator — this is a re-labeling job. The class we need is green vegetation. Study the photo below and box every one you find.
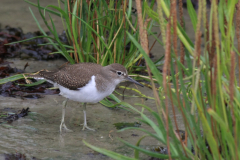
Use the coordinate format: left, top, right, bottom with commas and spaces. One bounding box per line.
1, 0, 240, 159
83, 0, 240, 159
20, 0, 161, 69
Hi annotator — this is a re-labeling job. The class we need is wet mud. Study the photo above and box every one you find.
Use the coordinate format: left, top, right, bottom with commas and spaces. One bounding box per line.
0, 107, 30, 124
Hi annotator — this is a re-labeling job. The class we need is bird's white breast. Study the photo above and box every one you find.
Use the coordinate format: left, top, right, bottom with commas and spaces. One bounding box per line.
58, 76, 115, 103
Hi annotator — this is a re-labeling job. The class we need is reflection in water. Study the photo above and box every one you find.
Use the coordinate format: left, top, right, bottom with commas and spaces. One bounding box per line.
59, 134, 65, 148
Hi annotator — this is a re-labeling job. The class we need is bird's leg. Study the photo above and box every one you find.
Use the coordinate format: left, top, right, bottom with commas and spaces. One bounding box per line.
81, 103, 95, 131
60, 98, 73, 133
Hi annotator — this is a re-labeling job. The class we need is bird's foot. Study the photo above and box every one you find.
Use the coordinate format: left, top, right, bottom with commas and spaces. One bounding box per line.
60, 123, 73, 133
63, 123, 73, 132
81, 124, 95, 131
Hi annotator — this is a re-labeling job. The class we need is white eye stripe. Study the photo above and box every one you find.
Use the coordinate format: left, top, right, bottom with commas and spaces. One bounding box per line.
116, 71, 127, 76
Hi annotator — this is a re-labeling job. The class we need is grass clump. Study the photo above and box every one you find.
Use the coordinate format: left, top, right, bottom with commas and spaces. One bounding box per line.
83, 0, 240, 159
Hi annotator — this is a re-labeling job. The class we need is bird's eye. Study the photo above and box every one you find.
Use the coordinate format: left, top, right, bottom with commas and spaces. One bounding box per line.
117, 71, 122, 75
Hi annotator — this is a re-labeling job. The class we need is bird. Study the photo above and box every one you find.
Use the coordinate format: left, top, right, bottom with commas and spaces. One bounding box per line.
28, 63, 143, 133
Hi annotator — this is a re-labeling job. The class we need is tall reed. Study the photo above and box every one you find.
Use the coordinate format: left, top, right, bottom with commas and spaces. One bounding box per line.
84, 0, 240, 159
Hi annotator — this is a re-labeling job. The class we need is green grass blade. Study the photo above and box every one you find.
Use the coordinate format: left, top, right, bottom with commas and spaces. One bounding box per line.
118, 138, 178, 159
208, 108, 240, 158
83, 140, 137, 160
70, 13, 111, 62
0, 74, 24, 85
6, 36, 55, 45
193, 92, 223, 159
186, 0, 197, 32
28, 7, 74, 64
24, 0, 61, 16
17, 79, 46, 87
134, 135, 148, 159
126, 32, 163, 85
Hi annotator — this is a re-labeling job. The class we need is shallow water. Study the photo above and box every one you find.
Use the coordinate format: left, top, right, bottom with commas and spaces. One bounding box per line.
0, 0, 188, 159
0, 80, 183, 160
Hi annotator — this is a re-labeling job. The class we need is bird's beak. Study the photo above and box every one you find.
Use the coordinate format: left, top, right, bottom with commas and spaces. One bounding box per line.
126, 76, 144, 87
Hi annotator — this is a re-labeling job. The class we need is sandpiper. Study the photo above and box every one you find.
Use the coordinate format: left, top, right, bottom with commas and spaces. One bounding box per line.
29, 63, 143, 133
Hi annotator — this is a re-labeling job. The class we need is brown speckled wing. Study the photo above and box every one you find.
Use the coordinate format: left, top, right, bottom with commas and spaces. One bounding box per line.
50, 63, 102, 90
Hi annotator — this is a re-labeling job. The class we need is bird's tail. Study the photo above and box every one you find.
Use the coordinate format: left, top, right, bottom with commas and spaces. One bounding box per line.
28, 70, 55, 82
27, 74, 44, 80
27, 70, 55, 86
